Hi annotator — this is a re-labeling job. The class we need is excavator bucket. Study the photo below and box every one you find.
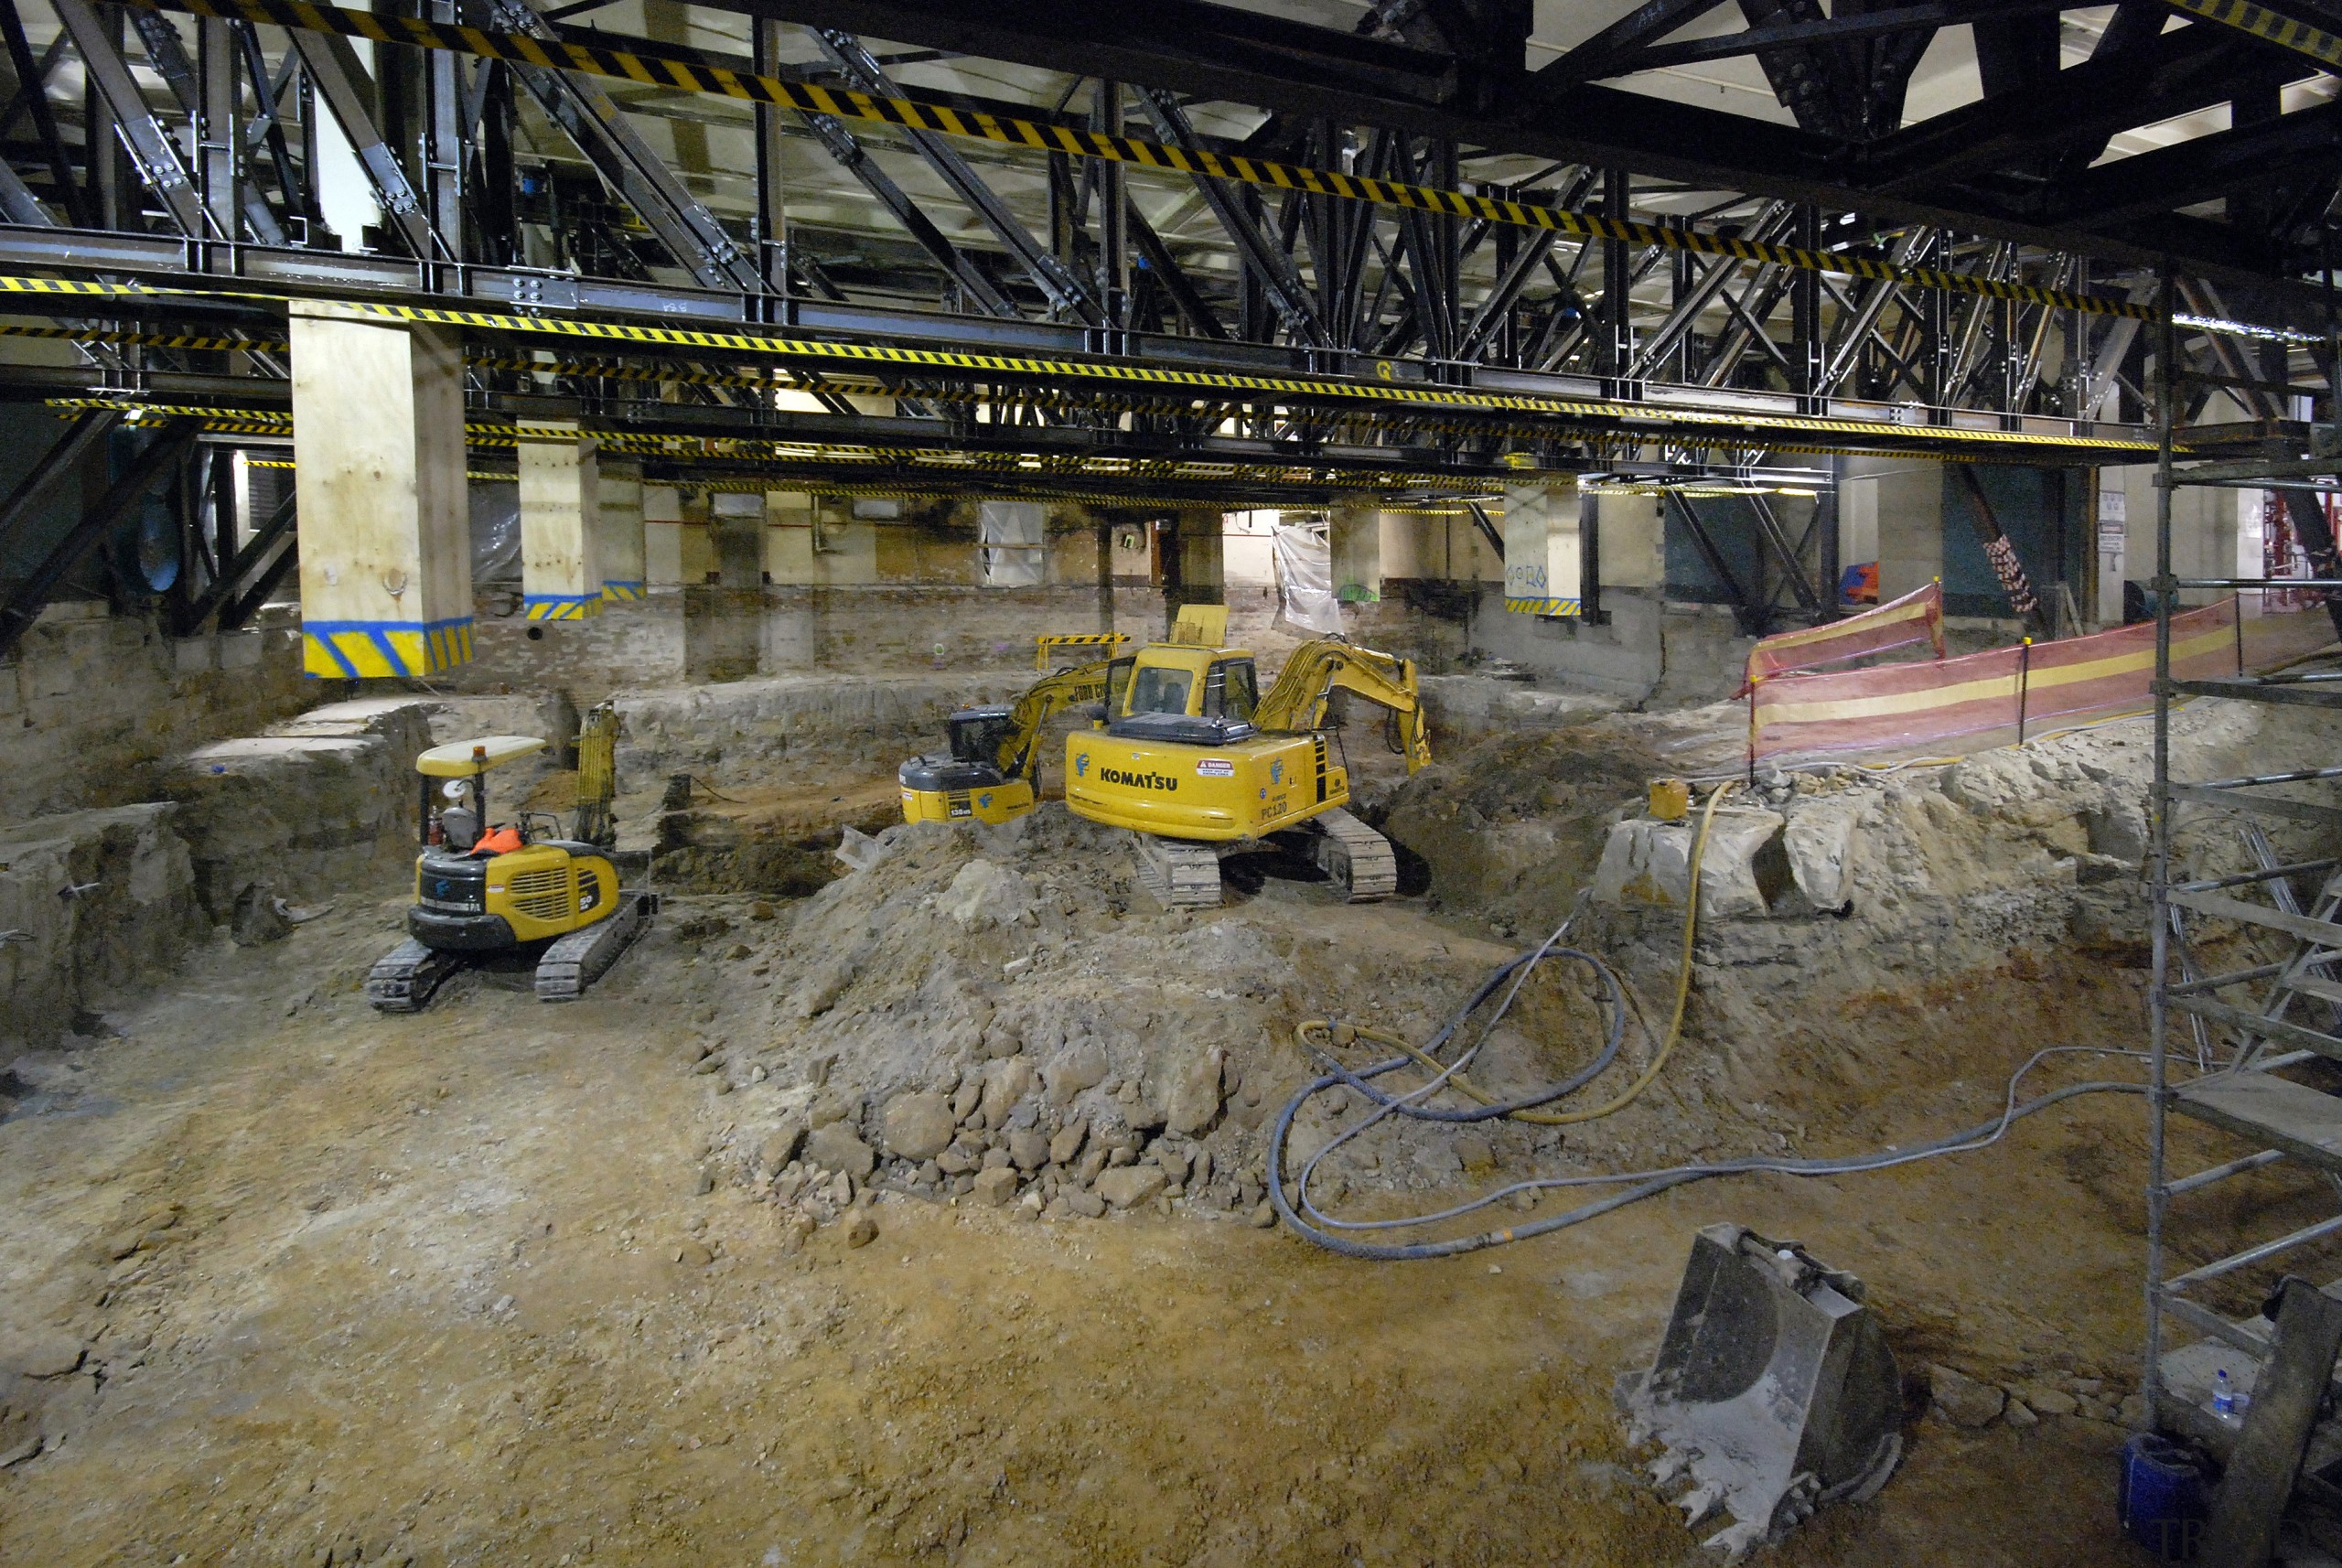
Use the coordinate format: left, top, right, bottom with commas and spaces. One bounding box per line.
1621, 1224, 1903, 1561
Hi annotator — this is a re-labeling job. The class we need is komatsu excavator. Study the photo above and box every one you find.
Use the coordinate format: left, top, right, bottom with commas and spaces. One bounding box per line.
1064, 607, 1431, 907
898, 656, 1117, 825
366, 703, 657, 1011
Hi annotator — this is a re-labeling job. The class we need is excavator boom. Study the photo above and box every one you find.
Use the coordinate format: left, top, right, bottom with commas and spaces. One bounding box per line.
1254, 638, 1432, 774
999, 660, 1113, 781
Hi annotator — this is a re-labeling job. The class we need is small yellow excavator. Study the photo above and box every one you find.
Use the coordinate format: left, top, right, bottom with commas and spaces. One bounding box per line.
898, 655, 1119, 825
1064, 607, 1432, 906
367, 703, 658, 1011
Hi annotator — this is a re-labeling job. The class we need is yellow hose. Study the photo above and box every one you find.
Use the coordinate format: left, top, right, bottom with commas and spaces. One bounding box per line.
1300, 779, 1733, 1128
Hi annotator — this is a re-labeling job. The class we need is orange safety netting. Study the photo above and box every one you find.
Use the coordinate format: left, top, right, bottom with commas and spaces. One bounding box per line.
1748, 597, 2340, 766
1742, 582, 1944, 691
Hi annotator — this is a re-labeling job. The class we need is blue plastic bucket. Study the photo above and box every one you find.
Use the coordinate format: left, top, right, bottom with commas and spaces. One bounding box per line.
2118, 1433, 2207, 1561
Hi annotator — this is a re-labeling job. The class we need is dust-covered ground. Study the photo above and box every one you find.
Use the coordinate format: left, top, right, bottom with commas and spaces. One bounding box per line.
7, 692, 2339, 1567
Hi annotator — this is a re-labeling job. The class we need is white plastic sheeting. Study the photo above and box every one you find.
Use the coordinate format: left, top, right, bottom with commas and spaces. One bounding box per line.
1273, 517, 1343, 634
979, 500, 1046, 586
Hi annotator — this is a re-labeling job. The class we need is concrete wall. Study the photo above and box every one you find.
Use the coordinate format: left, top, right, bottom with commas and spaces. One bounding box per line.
2103, 464, 2262, 608
1465, 586, 1752, 704
0, 604, 314, 822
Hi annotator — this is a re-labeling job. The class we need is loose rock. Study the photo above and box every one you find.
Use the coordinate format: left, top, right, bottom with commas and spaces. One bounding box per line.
843, 1208, 878, 1248
1007, 1129, 1050, 1172
1095, 1165, 1168, 1209
804, 1122, 876, 1181
1048, 1118, 1089, 1166
972, 1167, 1020, 1207
881, 1093, 958, 1162
1928, 1364, 2005, 1428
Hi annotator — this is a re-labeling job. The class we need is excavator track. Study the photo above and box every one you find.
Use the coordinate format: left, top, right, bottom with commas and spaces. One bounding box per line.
1306, 808, 1399, 902
365, 939, 469, 1014
1129, 832, 1224, 908
534, 891, 659, 1002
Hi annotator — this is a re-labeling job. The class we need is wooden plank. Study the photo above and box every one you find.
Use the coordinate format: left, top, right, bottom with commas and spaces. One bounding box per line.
2167, 994, 2342, 1061
2175, 1073, 2342, 1174
2170, 783, 2342, 825
2166, 679, 2342, 712
2204, 1278, 2342, 1567
2168, 888, 2342, 949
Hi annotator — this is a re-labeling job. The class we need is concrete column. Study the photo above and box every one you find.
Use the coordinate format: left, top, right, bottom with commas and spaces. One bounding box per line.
709, 491, 766, 589
1595, 491, 1664, 589
1860, 457, 1943, 602
643, 484, 684, 586
596, 460, 646, 600
1330, 503, 1381, 603
519, 423, 603, 619
1176, 510, 1225, 599
288, 303, 470, 678
1501, 478, 1583, 616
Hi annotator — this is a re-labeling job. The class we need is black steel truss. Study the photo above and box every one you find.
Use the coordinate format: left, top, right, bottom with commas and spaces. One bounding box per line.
0, 0, 2336, 650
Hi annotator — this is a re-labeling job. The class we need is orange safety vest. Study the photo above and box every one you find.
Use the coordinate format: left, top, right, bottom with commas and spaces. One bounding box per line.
470, 825, 522, 857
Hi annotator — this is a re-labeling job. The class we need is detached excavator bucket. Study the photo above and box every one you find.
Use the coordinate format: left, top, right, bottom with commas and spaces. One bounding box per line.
1622, 1224, 1903, 1561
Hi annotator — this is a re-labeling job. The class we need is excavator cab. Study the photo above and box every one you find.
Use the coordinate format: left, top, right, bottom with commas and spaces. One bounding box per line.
898, 704, 1035, 825
897, 646, 1120, 828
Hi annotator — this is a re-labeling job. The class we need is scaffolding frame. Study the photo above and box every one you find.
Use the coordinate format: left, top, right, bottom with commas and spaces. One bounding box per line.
2143, 263, 2342, 1468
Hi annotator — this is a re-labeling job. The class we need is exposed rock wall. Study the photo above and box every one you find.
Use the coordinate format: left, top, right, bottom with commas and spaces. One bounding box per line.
615, 672, 1031, 787
0, 805, 198, 1049
0, 606, 312, 822
166, 698, 435, 922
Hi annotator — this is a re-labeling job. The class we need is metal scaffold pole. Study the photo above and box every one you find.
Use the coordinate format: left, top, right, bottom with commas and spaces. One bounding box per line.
2143, 258, 2175, 1412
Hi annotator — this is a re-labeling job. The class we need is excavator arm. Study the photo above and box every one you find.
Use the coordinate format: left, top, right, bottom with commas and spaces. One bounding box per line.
997, 659, 1114, 782
1254, 638, 1432, 774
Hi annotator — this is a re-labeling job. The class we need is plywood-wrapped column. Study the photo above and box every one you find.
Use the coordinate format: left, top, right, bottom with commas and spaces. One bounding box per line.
520, 423, 603, 619
1502, 478, 1583, 617
289, 303, 471, 677
596, 458, 646, 600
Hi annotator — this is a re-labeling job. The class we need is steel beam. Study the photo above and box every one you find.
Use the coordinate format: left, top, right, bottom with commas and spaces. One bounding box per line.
483, 0, 757, 291
54, 0, 211, 237
0, 1, 82, 225
1138, 88, 1325, 347
815, 28, 1102, 324
285, 26, 441, 258
795, 108, 1018, 316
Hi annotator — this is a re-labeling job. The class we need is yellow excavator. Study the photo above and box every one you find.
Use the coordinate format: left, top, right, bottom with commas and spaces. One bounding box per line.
367, 703, 658, 1011
898, 655, 1118, 825
1064, 607, 1432, 906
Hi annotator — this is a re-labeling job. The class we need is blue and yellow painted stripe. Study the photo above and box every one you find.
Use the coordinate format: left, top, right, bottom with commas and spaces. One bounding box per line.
599, 579, 647, 601
1504, 596, 1584, 618
525, 594, 604, 620
302, 618, 474, 679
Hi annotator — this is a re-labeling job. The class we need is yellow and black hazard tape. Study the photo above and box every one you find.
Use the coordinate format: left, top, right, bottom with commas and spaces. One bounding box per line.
7, 276, 2159, 456
2167, 0, 2342, 70
114, 0, 2144, 322
0, 318, 1913, 452
0, 319, 287, 354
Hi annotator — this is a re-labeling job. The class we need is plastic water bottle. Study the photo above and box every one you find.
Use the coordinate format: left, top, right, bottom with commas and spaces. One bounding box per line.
2212, 1369, 2244, 1424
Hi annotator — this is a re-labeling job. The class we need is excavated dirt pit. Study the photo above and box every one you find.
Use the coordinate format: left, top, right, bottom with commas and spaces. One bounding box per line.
6, 687, 2342, 1566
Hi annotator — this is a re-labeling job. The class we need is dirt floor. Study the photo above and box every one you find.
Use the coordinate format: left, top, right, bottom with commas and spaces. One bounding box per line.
0, 826, 2246, 1568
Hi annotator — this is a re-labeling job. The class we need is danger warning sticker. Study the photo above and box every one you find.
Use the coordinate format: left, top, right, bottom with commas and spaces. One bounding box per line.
1196, 759, 1236, 778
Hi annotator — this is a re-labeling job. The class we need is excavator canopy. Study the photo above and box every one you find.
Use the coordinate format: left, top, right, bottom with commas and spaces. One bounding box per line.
414, 736, 548, 778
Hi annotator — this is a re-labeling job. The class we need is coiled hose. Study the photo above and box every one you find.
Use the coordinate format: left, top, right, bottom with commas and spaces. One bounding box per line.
1265, 783, 2154, 1260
